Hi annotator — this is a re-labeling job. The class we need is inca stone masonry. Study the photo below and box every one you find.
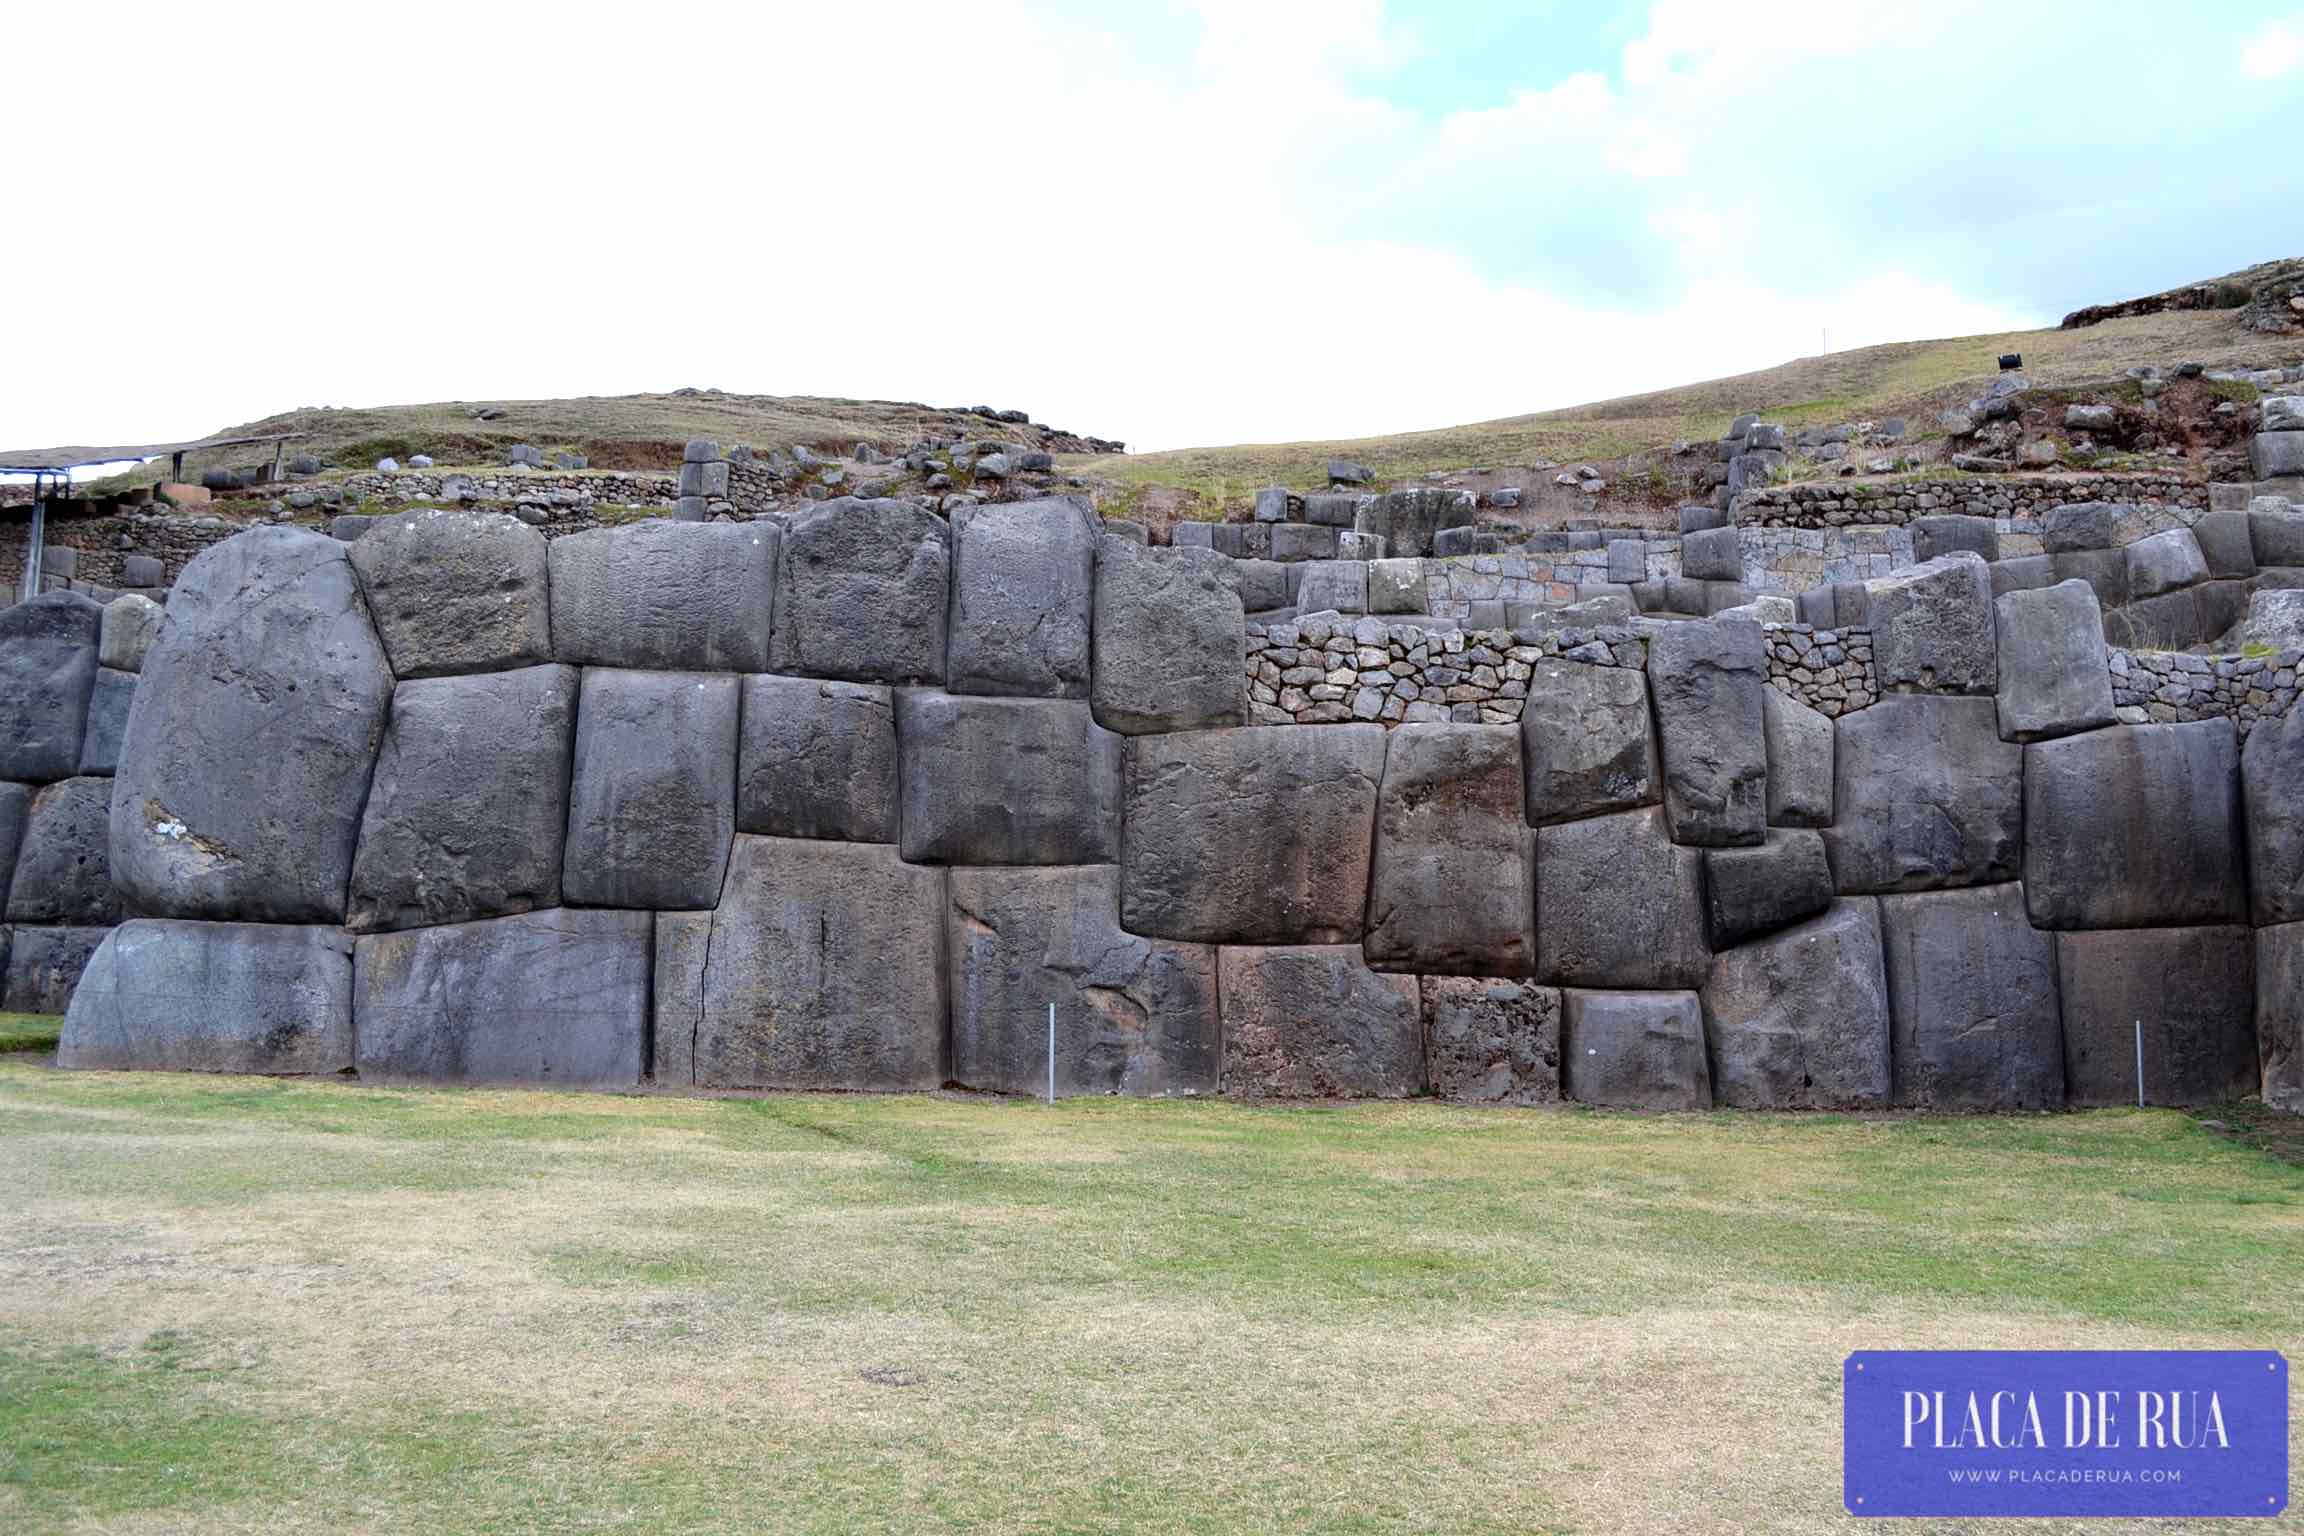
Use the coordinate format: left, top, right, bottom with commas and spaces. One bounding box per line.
6, 447, 2304, 1112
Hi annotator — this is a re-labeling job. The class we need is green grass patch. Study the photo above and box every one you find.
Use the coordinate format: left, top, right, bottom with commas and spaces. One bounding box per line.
0, 1013, 61, 1053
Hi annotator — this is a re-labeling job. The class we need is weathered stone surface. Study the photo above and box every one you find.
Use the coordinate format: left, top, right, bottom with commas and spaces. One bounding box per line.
2042, 501, 2122, 553
1561, 990, 1710, 1110
109, 528, 393, 924
1702, 898, 1890, 1109
0, 782, 26, 897
1304, 493, 1363, 527
2244, 706, 2304, 925
348, 509, 553, 677
947, 496, 1097, 697
948, 865, 1218, 1096
548, 519, 776, 673
2, 925, 108, 1013
2056, 926, 2257, 1107
2220, 587, 2304, 652
736, 675, 897, 843
655, 836, 946, 1090
1420, 977, 1560, 1104
2050, 548, 2130, 610
1218, 945, 1423, 1098
2261, 921, 2304, 1113
1703, 830, 1833, 949
1536, 807, 1710, 988
2249, 507, 2304, 567
1681, 525, 1742, 582
1273, 523, 1340, 563
6, 777, 118, 924
98, 594, 164, 673
0, 591, 100, 782
76, 667, 134, 776
1989, 554, 2056, 599
1357, 488, 1469, 559
1366, 724, 1534, 975
1993, 579, 2114, 742
1232, 558, 1295, 614
2251, 432, 2304, 479
1865, 552, 1996, 694
59, 920, 353, 1074
355, 909, 650, 1087
769, 497, 947, 683
1878, 883, 2063, 1110
1368, 558, 1428, 614
1912, 514, 1999, 565
347, 665, 578, 932
2193, 510, 2258, 579
2125, 528, 2208, 600
2025, 722, 2246, 929
1826, 695, 2021, 894
1123, 725, 1385, 944
1761, 687, 1833, 828
896, 692, 1119, 866
561, 668, 738, 910
1518, 659, 1656, 825
1646, 618, 1767, 847
1091, 538, 1245, 734
2103, 586, 2205, 651
1295, 559, 1369, 614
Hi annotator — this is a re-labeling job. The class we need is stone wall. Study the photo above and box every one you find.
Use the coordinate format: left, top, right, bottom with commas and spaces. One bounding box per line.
4, 496, 2299, 1116
2, 507, 244, 597
1733, 474, 2211, 530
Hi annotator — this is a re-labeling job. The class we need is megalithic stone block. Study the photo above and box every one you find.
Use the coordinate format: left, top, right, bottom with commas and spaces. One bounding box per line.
1761, 687, 1833, 828
549, 519, 777, 673
654, 836, 947, 1090
348, 508, 554, 677
1218, 944, 1423, 1098
1420, 977, 1561, 1105
1091, 537, 1246, 734
1878, 883, 2063, 1110
2, 925, 110, 1013
1702, 829, 1833, 949
5, 776, 119, 924
109, 528, 393, 924
1701, 897, 1890, 1109
895, 692, 1120, 866
947, 496, 1098, 697
97, 593, 164, 674
2242, 705, 2304, 925
1121, 724, 1385, 944
354, 909, 651, 1088
2260, 921, 2304, 1114
562, 668, 739, 911
2124, 528, 2209, 600
1518, 658, 1657, 826
347, 664, 579, 932
947, 865, 1219, 1096
771, 497, 949, 684
1864, 552, 1997, 694
1824, 694, 2022, 894
1365, 723, 1535, 976
1992, 579, 2115, 742
1560, 989, 1710, 1110
2055, 926, 2257, 1107
0, 591, 101, 782
0, 782, 27, 896
1646, 617, 1767, 847
2024, 721, 2246, 929
736, 675, 899, 844
59, 920, 353, 1075
1536, 807, 1710, 989
76, 667, 135, 776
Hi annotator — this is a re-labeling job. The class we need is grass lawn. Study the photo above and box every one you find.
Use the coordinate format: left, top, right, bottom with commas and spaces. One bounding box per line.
0, 1060, 2297, 1534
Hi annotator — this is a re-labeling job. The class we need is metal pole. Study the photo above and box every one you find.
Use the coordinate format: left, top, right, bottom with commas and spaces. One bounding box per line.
2135, 1020, 2145, 1109
1046, 1002, 1056, 1105
24, 471, 45, 602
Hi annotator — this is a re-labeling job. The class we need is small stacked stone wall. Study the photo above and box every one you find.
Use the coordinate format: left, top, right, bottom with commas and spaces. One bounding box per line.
1243, 616, 1643, 726
2, 507, 246, 596
2111, 648, 2303, 733
1735, 474, 2208, 530
1762, 625, 1878, 717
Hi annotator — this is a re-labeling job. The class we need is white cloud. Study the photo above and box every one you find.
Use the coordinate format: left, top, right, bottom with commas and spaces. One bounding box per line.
2243, 16, 2304, 77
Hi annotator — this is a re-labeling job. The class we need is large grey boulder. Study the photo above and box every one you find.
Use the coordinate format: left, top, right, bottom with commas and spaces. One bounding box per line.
1878, 883, 2063, 1110
2219, 588, 2304, 653
948, 865, 1218, 1096
1865, 552, 1996, 694
1294, 559, 1368, 614
1122, 725, 1385, 944
2252, 432, 2304, 479
655, 836, 946, 1090
1421, 977, 1561, 1104
895, 692, 1119, 865
1761, 687, 1833, 827
98, 594, 164, 673
355, 909, 650, 1087
1232, 558, 1296, 614
947, 497, 1097, 697
1702, 898, 1890, 1109
2244, 705, 2304, 925
1680, 525, 1742, 582
348, 509, 553, 677
1560, 990, 1710, 1110
2249, 506, 2304, 567
770, 497, 948, 683
2125, 528, 2208, 600
1356, 487, 1470, 559
1091, 537, 1244, 734
1304, 493, 1364, 527
1218, 944, 1423, 1098
2042, 502, 2123, 553
2261, 922, 2304, 1113
109, 528, 393, 924
1825, 695, 2021, 893
2193, 510, 2258, 580
75, 667, 135, 776
1992, 580, 2114, 742
2050, 548, 2130, 610
1367, 558, 1428, 614
1911, 514, 1999, 565
1645, 618, 1768, 847
1989, 554, 2057, 599
5, 777, 118, 924
2, 925, 108, 1013
59, 921, 353, 1074
347, 664, 578, 932
2103, 586, 2205, 651
2024, 721, 2246, 929
2056, 926, 2257, 1107
1518, 659, 1656, 825
561, 668, 738, 910
1702, 829, 1832, 948
0, 591, 100, 782
1365, 724, 1534, 976
550, 519, 776, 673
1536, 807, 1710, 989
735, 675, 898, 843
0, 782, 26, 896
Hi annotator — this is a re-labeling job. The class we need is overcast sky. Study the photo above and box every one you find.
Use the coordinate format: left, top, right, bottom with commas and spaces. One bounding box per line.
7, 1, 2299, 455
